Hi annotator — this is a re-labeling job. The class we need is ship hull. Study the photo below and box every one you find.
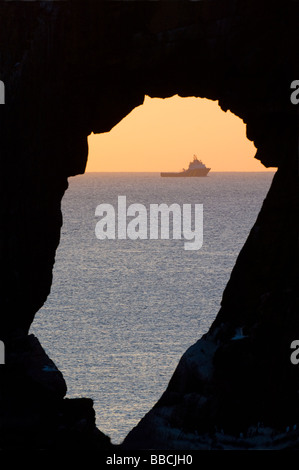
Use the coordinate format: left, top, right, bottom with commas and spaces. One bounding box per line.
160, 168, 210, 177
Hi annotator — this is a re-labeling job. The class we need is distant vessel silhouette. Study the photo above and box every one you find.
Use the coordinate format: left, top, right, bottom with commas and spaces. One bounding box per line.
160, 155, 211, 177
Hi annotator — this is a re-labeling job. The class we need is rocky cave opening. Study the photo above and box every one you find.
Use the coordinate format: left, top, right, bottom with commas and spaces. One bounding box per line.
30, 93, 275, 445
0, 0, 298, 450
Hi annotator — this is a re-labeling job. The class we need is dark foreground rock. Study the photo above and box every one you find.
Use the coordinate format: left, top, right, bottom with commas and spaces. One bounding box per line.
0, 335, 113, 449
0, 0, 298, 449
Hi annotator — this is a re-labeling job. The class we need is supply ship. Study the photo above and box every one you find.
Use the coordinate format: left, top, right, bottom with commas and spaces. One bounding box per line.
161, 155, 211, 177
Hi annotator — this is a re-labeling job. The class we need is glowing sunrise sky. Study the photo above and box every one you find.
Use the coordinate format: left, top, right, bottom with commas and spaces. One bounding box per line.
86, 95, 276, 172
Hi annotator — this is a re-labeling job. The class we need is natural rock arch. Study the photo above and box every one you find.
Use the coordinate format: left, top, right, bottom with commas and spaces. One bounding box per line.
0, 1, 298, 449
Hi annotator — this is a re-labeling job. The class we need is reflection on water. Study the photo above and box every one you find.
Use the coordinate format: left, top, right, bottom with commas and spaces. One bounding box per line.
31, 171, 274, 444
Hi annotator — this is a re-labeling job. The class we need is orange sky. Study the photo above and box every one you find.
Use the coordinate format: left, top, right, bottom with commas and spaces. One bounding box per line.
86, 95, 275, 172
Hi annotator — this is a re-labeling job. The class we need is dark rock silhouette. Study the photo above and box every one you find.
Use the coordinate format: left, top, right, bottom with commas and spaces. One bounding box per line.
0, 0, 298, 449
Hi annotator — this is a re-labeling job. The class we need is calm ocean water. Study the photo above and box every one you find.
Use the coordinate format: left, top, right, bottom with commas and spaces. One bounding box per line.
31, 171, 275, 444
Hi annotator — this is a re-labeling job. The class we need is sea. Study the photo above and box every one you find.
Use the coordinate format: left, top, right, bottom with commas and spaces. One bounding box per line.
30, 171, 275, 444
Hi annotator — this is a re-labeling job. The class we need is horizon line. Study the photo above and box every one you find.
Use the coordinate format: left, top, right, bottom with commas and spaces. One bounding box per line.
84, 170, 276, 173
